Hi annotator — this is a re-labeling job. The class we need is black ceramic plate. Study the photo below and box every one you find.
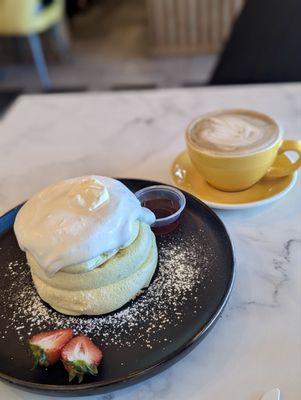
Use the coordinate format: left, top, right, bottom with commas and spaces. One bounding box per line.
0, 179, 235, 397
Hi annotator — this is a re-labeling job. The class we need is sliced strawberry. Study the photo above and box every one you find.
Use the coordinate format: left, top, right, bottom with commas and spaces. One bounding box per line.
61, 335, 103, 383
29, 328, 73, 367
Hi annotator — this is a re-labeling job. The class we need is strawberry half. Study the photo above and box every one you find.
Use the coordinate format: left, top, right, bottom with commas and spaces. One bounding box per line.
29, 328, 73, 367
61, 335, 103, 383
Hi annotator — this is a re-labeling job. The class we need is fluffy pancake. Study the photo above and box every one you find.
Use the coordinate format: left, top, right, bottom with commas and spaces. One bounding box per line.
28, 220, 140, 276
31, 229, 157, 315
14, 176, 158, 316
28, 222, 152, 290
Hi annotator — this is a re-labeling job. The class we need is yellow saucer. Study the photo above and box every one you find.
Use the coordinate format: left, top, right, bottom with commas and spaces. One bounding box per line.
170, 151, 298, 210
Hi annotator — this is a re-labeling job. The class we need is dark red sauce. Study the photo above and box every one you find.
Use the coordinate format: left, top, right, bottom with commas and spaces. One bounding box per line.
142, 198, 180, 235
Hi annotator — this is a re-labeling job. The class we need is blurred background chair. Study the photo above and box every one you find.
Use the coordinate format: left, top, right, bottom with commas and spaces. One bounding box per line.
1, 0, 299, 95
209, 0, 301, 84
0, 0, 66, 89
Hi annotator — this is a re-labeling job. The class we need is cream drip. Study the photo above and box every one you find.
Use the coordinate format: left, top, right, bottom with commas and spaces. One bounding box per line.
14, 176, 155, 276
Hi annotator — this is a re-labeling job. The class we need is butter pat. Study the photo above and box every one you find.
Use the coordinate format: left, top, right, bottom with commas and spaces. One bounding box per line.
68, 177, 110, 211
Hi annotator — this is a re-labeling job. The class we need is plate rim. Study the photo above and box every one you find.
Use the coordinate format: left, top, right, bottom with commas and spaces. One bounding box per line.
0, 178, 235, 395
170, 150, 298, 210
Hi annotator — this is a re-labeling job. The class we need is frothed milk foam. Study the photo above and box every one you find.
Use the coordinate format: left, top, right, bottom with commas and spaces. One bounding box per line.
189, 110, 279, 156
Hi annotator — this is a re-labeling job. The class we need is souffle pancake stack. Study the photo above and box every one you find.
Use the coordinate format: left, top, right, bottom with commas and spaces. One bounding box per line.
14, 176, 158, 315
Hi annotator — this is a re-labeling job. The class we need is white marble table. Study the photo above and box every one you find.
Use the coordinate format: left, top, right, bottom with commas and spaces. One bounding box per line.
0, 84, 300, 400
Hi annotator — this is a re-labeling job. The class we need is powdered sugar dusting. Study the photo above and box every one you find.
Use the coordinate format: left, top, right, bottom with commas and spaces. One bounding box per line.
0, 228, 214, 348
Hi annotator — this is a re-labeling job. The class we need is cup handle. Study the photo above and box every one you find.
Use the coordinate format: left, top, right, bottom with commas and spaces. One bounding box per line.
265, 140, 301, 178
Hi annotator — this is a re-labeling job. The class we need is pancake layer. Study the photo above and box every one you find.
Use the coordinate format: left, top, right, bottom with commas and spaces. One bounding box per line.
28, 223, 157, 315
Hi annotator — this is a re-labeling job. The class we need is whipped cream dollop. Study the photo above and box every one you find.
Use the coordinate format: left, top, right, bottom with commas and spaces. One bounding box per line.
14, 176, 155, 276
190, 112, 278, 155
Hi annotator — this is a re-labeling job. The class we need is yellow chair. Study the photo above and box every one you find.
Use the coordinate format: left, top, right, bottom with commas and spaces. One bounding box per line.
0, 0, 66, 88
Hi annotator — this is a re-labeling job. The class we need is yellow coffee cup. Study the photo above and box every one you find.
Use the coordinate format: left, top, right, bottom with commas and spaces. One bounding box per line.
186, 109, 301, 192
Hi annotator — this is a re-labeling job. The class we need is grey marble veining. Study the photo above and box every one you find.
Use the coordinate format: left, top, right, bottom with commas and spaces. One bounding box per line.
0, 84, 300, 400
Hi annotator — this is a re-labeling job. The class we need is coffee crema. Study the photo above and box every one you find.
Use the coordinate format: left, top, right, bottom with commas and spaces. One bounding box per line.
188, 110, 279, 156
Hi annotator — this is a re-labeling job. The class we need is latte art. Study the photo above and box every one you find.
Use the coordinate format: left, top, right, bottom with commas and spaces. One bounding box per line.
198, 115, 265, 151
189, 110, 279, 156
